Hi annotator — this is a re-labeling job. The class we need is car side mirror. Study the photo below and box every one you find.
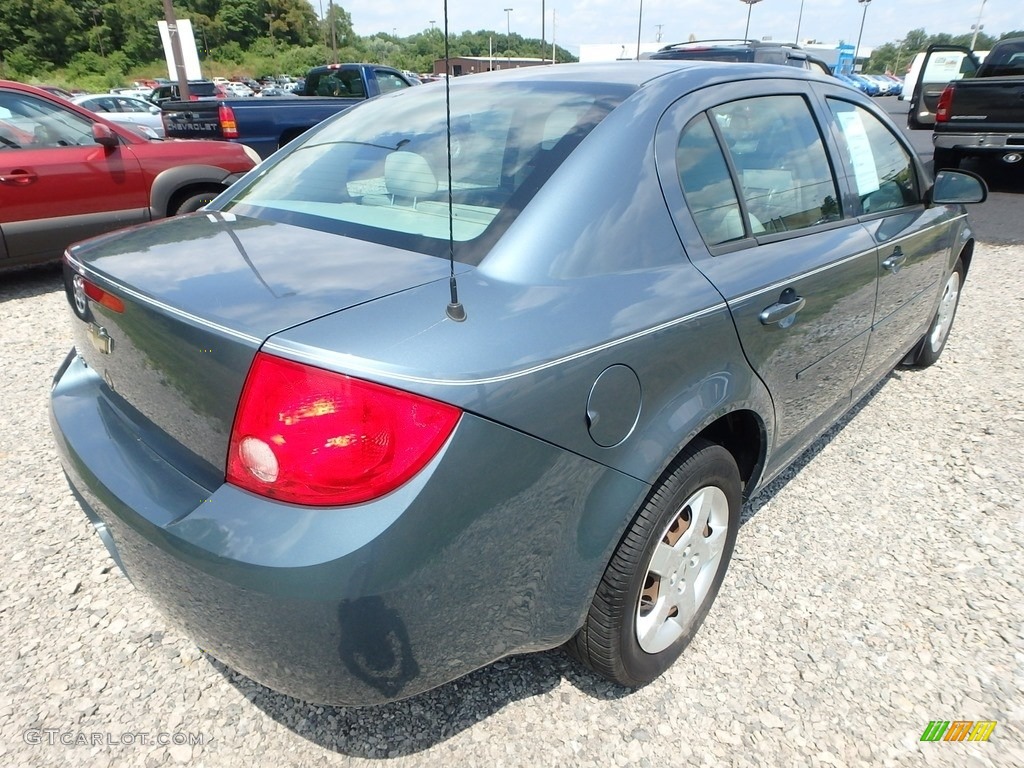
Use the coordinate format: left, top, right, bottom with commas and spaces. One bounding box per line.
149, 105, 160, 114
92, 122, 119, 148
930, 169, 988, 205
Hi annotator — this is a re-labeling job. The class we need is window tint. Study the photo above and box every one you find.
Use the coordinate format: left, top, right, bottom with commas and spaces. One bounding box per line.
375, 70, 410, 94
309, 69, 369, 97
90, 97, 117, 112
0, 92, 94, 149
712, 95, 840, 234
827, 100, 920, 214
116, 97, 149, 113
676, 114, 744, 245
978, 40, 1024, 77
227, 81, 630, 262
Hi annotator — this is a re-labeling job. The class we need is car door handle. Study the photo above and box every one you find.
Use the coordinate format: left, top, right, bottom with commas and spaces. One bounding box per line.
0, 170, 38, 186
882, 246, 907, 273
759, 287, 806, 327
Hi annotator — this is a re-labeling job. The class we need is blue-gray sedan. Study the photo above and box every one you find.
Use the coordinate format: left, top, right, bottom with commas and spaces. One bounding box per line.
50, 61, 986, 706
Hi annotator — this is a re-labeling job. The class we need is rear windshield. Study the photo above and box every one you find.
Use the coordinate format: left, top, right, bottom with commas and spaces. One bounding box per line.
304, 69, 368, 97
225, 79, 631, 264
978, 40, 1024, 78
189, 82, 217, 97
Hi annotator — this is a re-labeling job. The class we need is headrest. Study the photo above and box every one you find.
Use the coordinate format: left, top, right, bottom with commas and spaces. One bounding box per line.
385, 151, 437, 199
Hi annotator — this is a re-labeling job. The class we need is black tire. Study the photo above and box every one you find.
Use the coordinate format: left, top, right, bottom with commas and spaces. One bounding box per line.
567, 439, 741, 687
173, 191, 219, 215
912, 258, 965, 368
932, 147, 960, 171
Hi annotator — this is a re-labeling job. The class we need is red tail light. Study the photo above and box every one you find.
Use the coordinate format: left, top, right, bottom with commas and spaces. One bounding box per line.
80, 276, 125, 313
219, 105, 239, 139
227, 353, 461, 506
935, 85, 954, 123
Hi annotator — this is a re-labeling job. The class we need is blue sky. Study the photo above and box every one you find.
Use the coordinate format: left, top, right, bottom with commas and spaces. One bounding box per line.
325, 0, 1014, 56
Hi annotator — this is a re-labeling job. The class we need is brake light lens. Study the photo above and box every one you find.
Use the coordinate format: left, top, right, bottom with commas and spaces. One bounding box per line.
219, 105, 238, 139
227, 353, 461, 506
80, 277, 125, 313
936, 85, 954, 123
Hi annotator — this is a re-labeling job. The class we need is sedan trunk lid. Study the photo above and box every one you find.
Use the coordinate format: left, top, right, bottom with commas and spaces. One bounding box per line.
63, 212, 453, 487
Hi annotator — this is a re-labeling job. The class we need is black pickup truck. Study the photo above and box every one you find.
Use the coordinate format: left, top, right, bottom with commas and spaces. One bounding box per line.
161, 64, 417, 159
909, 37, 1024, 170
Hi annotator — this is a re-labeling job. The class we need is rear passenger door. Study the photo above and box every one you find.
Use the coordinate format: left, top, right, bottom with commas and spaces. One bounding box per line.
656, 82, 878, 475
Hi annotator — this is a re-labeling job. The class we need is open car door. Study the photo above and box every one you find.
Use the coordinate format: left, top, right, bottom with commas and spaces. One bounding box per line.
908, 44, 979, 129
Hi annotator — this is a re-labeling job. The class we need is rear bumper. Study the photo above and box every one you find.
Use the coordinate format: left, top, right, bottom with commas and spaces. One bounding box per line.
50, 350, 647, 706
933, 131, 1024, 154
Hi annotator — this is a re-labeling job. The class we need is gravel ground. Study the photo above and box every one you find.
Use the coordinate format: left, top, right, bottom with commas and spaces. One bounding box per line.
1, 244, 1021, 768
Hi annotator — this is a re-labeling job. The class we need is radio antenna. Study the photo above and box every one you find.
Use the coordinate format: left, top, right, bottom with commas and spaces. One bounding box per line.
443, 0, 466, 322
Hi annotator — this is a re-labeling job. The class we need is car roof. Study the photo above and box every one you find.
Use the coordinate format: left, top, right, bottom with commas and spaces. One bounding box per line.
458, 60, 825, 91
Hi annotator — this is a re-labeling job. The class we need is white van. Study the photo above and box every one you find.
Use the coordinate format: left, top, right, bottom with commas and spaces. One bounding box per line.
901, 49, 989, 102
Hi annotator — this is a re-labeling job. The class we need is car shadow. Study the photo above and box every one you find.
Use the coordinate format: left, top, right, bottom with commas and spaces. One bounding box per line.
208, 646, 633, 758
0, 263, 62, 302
740, 372, 891, 524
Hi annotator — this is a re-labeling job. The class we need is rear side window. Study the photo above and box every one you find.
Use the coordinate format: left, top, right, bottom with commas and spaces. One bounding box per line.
827, 100, 919, 214
374, 70, 410, 94
712, 95, 840, 234
676, 115, 744, 245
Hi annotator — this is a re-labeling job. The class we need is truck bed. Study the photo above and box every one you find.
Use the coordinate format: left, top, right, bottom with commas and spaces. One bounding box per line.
162, 96, 362, 158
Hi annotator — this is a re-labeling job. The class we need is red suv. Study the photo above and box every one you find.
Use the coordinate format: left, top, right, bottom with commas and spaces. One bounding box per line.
0, 80, 259, 272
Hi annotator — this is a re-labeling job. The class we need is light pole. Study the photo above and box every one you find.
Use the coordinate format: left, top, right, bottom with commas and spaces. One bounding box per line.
504, 8, 513, 64
636, 0, 643, 61
541, 1, 546, 63
429, 20, 436, 33
740, 0, 762, 42
795, 0, 805, 45
970, 0, 987, 50
854, 0, 872, 73
329, 0, 338, 64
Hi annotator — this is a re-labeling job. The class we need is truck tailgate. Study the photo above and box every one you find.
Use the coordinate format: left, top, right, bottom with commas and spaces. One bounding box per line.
943, 78, 1024, 132
162, 101, 223, 140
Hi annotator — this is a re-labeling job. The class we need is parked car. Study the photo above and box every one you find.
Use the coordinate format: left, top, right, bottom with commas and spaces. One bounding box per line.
908, 37, 1024, 170
846, 73, 881, 96
161, 63, 417, 158
50, 61, 985, 706
254, 86, 297, 98
834, 72, 868, 93
0, 80, 259, 271
879, 74, 904, 96
71, 93, 166, 137
110, 86, 156, 100
36, 85, 75, 100
862, 74, 895, 95
224, 82, 255, 98
648, 39, 835, 74
149, 79, 223, 105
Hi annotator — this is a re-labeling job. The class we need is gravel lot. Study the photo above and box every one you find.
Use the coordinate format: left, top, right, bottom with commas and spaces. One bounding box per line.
1, 244, 1021, 768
